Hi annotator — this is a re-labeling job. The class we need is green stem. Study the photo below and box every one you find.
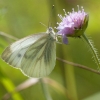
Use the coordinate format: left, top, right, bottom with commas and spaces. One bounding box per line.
40, 78, 52, 100
62, 46, 78, 100
82, 33, 100, 70
0, 70, 23, 100
57, 57, 100, 75
0, 32, 18, 40
65, 63, 78, 100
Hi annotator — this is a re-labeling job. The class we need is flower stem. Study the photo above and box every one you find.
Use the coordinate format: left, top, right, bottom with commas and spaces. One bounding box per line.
0, 31, 18, 40
82, 33, 100, 70
65, 62, 78, 100
40, 78, 52, 100
57, 57, 100, 75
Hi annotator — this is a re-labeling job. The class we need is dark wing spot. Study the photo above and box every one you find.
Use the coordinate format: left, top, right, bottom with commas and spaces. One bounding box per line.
18, 54, 21, 57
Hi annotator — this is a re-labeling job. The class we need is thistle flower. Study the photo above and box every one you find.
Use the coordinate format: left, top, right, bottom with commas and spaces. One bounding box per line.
56, 5, 89, 44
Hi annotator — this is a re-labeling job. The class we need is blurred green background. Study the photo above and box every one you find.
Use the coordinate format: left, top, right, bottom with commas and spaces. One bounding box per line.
0, 0, 100, 100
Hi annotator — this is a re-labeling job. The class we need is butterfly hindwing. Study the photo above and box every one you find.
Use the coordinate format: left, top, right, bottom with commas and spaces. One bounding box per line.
21, 33, 56, 77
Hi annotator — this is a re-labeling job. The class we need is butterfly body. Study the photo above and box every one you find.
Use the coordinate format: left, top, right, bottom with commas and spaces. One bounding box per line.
1, 27, 57, 78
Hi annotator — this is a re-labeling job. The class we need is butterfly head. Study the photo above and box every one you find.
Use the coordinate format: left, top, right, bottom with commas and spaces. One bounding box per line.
46, 27, 53, 33
48, 27, 53, 32
46, 27, 57, 41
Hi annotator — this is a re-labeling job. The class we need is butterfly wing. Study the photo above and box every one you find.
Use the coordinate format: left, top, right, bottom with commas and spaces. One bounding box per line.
2, 33, 47, 68
21, 34, 56, 77
1, 32, 56, 77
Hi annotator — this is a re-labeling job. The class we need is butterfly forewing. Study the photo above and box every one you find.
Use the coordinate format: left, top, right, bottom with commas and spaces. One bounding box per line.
1, 33, 48, 68
1, 29, 56, 78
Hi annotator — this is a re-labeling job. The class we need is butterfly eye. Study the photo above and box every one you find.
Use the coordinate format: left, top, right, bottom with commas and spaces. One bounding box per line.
48, 27, 53, 32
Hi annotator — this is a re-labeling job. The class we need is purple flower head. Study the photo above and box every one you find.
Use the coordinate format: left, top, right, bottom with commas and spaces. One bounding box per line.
56, 5, 89, 44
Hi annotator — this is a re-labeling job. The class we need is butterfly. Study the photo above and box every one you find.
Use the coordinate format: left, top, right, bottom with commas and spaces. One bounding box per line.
1, 27, 57, 78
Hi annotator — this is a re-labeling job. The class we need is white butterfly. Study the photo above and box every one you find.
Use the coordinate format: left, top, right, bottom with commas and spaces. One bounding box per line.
1, 27, 57, 78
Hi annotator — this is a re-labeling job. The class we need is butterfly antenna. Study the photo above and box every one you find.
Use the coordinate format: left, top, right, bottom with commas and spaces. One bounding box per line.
48, 5, 55, 28
39, 22, 47, 28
